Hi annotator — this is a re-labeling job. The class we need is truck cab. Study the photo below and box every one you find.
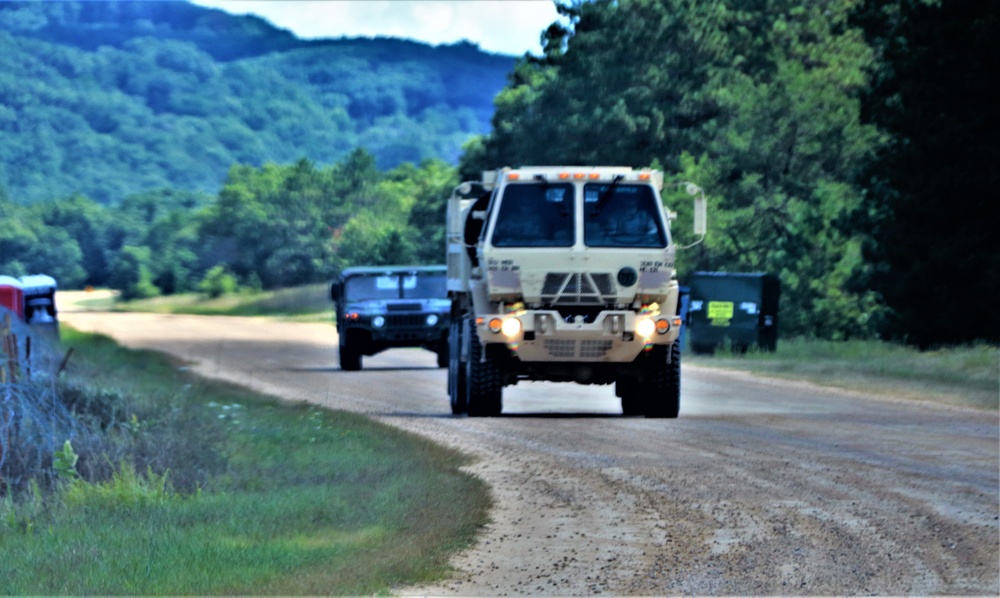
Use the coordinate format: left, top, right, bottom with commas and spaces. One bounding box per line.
330, 265, 450, 371
446, 166, 706, 418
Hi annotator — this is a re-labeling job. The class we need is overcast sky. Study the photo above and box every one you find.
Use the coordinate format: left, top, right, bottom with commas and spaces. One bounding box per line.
187, 0, 564, 56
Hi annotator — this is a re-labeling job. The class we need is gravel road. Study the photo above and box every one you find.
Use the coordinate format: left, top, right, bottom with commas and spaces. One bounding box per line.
60, 310, 999, 596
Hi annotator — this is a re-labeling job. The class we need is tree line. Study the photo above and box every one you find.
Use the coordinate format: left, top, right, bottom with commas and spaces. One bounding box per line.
0, 149, 455, 300
462, 0, 997, 347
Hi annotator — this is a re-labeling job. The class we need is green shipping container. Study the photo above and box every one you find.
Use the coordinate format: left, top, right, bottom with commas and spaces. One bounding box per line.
686, 272, 780, 354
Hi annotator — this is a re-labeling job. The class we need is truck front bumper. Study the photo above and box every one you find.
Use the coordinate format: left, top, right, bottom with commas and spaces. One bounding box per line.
476, 309, 681, 363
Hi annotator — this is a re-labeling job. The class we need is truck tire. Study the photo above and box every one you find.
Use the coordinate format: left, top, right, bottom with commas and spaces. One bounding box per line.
618, 379, 642, 416
642, 342, 680, 418
466, 323, 503, 417
339, 331, 362, 371
448, 319, 467, 414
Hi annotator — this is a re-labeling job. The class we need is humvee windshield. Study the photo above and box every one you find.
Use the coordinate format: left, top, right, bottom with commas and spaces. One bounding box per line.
344, 272, 447, 301
491, 183, 574, 247
584, 183, 667, 248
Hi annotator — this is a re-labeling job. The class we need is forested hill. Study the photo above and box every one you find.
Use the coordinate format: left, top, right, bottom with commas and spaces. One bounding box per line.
0, 0, 516, 204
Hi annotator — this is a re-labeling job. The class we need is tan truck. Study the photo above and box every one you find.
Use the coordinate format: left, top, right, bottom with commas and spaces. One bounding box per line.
446, 166, 706, 417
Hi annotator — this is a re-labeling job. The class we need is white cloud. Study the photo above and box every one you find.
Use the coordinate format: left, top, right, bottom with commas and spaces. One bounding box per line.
188, 0, 563, 56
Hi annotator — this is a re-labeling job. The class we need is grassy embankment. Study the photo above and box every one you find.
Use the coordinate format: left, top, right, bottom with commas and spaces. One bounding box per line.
1, 323, 490, 594
79, 283, 334, 321
686, 338, 998, 411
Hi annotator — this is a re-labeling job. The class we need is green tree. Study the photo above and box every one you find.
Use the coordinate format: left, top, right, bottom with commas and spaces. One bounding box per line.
33, 194, 124, 287
116, 188, 211, 294
853, 0, 1000, 346
108, 245, 159, 300
385, 159, 458, 264
466, 0, 881, 339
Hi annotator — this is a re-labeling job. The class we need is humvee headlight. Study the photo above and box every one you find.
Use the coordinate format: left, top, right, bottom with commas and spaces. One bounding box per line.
426, 314, 439, 326
372, 316, 386, 328
501, 317, 522, 337
655, 319, 670, 335
636, 318, 656, 338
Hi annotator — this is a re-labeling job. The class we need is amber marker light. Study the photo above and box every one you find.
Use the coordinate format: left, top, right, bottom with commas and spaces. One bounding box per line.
655, 319, 670, 334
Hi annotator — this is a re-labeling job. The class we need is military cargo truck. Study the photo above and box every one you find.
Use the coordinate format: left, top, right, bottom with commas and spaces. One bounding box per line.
446, 166, 707, 417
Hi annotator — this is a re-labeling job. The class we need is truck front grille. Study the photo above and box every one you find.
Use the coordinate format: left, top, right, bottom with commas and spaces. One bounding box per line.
540, 273, 616, 306
543, 338, 613, 359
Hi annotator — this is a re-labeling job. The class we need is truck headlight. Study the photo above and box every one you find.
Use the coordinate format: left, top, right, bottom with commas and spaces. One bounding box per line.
373, 316, 386, 328
426, 314, 439, 326
501, 317, 522, 337
636, 318, 655, 338
488, 317, 522, 337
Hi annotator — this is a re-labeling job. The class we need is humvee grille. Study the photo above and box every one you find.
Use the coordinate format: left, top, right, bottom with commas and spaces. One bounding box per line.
387, 314, 425, 327
540, 273, 616, 306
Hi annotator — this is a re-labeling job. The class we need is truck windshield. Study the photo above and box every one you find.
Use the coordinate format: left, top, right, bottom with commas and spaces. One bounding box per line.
491, 183, 574, 247
344, 275, 401, 301
344, 272, 446, 300
583, 183, 667, 248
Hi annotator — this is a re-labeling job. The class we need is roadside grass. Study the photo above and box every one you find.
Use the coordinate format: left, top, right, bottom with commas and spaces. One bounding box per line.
0, 327, 490, 595
113, 283, 333, 321
686, 337, 999, 411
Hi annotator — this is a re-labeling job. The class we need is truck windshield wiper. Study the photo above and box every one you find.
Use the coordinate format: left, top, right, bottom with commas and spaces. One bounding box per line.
591, 174, 625, 216
535, 173, 570, 216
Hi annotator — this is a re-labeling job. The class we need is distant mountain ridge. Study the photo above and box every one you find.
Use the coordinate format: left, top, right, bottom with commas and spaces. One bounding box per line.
0, 0, 517, 204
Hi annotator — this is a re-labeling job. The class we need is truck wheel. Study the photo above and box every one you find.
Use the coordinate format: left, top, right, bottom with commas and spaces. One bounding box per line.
466, 323, 502, 417
437, 345, 449, 369
642, 342, 680, 419
617, 379, 642, 416
448, 320, 467, 414
339, 332, 362, 371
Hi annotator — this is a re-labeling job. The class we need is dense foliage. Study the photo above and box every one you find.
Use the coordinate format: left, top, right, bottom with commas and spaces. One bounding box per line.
1, 150, 454, 296
851, 0, 999, 347
462, 0, 883, 340
0, 0, 512, 204
461, 0, 997, 345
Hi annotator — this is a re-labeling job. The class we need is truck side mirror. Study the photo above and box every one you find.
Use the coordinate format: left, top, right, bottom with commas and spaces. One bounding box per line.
685, 183, 707, 236
330, 282, 341, 302
693, 195, 706, 236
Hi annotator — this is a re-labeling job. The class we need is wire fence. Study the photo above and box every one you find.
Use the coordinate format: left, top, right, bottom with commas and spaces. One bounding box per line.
1, 309, 78, 493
